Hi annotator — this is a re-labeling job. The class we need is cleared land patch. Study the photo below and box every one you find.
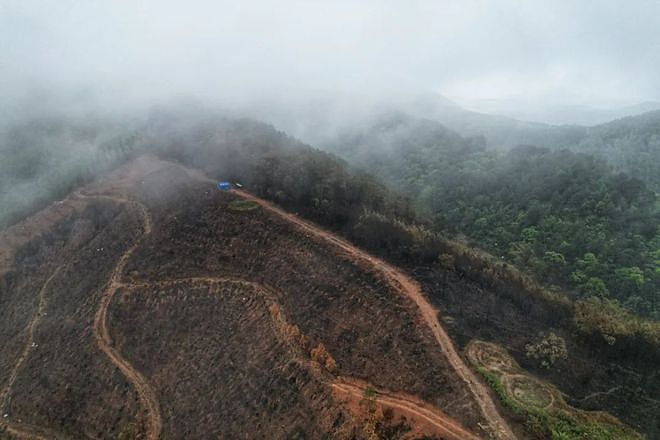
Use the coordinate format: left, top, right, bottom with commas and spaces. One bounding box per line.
1, 156, 490, 439
0, 199, 143, 439
330, 378, 481, 440
109, 279, 346, 439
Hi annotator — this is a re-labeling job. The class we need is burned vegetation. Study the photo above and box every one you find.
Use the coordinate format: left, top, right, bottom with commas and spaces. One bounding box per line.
1, 157, 490, 439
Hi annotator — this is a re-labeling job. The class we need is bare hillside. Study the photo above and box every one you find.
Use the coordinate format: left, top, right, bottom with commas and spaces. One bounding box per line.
1, 155, 509, 440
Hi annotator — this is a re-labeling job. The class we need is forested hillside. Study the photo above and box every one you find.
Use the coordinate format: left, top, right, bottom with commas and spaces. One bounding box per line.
416, 104, 660, 192
327, 113, 660, 320
262, 93, 660, 192
571, 110, 660, 191
0, 115, 142, 227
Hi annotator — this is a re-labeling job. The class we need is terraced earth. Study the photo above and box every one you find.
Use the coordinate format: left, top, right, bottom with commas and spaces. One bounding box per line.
466, 340, 644, 440
1, 155, 506, 439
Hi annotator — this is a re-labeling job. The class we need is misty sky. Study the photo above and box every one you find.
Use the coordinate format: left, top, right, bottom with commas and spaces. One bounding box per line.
2, 0, 660, 110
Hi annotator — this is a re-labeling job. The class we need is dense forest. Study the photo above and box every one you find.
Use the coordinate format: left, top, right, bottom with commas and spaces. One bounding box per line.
326, 112, 660, 320
430, 105, 660, 192
290, 96, 660, 191
419, 97, 660, 193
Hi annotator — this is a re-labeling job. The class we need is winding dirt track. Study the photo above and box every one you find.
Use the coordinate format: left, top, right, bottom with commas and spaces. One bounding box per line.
232, 189, 517, 440
0, 267, 63, 440
0, 267, 62, 413
85, 195, 163, 440
2, 160, 514, 439
331, 380, 481, 440
119, 274, 484, 440
1, 191, 162, 440
576, 386, 622, 403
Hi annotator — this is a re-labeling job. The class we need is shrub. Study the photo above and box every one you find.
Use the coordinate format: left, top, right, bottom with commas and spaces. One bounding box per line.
525, 332, 568, 368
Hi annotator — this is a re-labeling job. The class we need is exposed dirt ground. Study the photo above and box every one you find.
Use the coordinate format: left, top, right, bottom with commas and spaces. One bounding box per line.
229, 189, 515, 440
0, 155, 507, 439
1, 197, 142, 439
330, 378, 482, 440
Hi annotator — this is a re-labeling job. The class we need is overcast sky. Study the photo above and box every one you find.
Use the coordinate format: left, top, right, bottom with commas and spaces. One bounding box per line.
2, 0, 659, 110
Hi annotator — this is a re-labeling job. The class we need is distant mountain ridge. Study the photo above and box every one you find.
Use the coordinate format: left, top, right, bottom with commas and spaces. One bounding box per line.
460, 98, 660, 126
243, 92, 660, 191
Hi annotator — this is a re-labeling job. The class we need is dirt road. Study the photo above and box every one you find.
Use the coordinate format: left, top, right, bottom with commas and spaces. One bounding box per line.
0, 266, 63, 413
1, 157, 514, 439
90, 197, 162, 440
118, 273, 483, 440
331, 379, 481, 440
232, 189, 516, 440
1, 189, 162, 440
0, 267, 63, 440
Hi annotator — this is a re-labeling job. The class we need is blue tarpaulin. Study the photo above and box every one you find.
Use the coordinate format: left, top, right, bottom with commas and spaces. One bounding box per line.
217, 182, 231, 191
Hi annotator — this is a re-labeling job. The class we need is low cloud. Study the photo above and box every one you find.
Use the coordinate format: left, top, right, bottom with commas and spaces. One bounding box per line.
2, 0, 659, 112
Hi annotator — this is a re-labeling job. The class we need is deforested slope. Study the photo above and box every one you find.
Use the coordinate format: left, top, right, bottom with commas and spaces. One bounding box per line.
1, 155, 494, 440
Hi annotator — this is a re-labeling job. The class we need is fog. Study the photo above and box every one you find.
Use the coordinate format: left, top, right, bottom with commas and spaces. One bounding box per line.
3, 0, 660, 123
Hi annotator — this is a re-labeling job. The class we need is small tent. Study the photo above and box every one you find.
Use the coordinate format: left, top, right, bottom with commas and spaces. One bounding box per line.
217, 182, 231, 191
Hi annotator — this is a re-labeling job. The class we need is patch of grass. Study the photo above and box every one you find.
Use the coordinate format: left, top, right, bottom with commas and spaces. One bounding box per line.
364, 385, 376, 399
228, 200, 260, 212
474, 365, 521, 414
510, 377, 552, 409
